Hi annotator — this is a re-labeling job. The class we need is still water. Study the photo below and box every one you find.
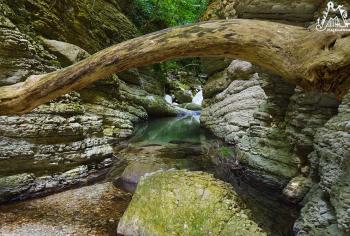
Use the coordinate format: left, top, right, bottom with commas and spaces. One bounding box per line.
0, 115, 298, 236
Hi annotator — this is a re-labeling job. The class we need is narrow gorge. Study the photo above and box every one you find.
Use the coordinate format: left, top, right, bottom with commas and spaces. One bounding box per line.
0, 0, 349, 236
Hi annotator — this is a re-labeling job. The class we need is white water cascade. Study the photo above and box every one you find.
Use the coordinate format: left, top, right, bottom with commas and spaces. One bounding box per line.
192, 91, 203, 105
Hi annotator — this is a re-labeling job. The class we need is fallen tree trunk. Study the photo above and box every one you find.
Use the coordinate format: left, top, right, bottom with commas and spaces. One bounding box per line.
0, 19, 349, 115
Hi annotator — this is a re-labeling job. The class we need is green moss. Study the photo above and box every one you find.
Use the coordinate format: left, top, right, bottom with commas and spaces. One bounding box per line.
118, 170, 266, 236
219, 146, 235, 159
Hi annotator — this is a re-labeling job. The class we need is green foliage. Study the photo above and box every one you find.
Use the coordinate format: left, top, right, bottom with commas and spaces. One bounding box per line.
219, 146, 235, 159
133, 0, 209, 28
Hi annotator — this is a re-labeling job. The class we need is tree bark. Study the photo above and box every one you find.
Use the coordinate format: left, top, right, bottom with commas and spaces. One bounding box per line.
0, 19, 349, 115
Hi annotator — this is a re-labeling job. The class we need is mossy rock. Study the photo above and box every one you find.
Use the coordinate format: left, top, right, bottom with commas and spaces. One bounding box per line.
118, 170, 266, 236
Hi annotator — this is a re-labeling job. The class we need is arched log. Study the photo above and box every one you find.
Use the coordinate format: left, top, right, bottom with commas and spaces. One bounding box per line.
0, 19, 349, 115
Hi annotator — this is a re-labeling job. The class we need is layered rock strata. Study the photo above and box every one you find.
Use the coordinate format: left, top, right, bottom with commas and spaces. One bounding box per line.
0, 0, 174, 202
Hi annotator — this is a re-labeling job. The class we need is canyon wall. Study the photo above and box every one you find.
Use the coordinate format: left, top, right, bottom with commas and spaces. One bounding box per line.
201, 1, 349, 235
0, 0, 176, 202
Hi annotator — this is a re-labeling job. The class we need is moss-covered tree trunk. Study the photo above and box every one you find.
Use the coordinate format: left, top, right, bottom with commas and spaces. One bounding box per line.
0, 19, 349, 115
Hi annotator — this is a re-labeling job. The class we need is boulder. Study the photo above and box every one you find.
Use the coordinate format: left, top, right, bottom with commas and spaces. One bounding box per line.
174, 89, 193, 104
118, 170, 266, 236
40, 38, 90, 67
282, 176, 312, 203
227, 60, 254, 80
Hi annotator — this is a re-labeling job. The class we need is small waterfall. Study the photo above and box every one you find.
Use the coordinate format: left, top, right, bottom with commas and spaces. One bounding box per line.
176, 108, 201, 118
164, 94, 173, 104
192, 91, 203, 105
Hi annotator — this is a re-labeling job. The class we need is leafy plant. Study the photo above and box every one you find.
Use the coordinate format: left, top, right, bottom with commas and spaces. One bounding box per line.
219, 146, 235, 159
132, 0, 209, 30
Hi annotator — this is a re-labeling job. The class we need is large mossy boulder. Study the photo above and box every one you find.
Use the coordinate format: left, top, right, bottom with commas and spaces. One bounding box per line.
117, 170, 266, 236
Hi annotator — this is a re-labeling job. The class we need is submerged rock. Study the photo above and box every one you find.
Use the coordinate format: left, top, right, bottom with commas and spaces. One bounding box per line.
118, 170, 266, 236
114, 161, 170, 192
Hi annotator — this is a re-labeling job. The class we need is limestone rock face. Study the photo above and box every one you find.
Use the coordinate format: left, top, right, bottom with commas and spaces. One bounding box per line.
199, 1, 349, 234
0, 10, 57, 86
0, 95, 116, 203
118, 170, 266, 236
201, 55, 346, 236
201, 61, 297, 188
201, 60, 266, 144
295, 91, 350, 235
0, 0, 172, 202
294, 187, 344, 236
3, 0, 139, 54
284, 90, 339, 159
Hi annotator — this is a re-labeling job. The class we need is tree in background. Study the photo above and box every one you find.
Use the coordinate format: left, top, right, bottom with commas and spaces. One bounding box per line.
130, 0, 209, 32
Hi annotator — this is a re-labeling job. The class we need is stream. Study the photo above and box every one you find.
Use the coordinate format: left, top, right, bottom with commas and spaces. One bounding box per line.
0, 113, 298, 236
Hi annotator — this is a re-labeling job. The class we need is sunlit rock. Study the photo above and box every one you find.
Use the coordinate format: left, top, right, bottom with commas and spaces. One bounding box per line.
283, 176, 312, 203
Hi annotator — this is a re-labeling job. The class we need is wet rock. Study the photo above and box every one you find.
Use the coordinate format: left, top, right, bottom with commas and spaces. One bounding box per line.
203, 71, 232, 99
166, 76, 196, 104
118, 170, 266, 236
114, 161, 170, 192
118, 79, 178, 117
201, 63, 301, 188
0, 182, 131, 236
236, 128, 301, 189
118, 68, 141, 85
0, 132, 113, 176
